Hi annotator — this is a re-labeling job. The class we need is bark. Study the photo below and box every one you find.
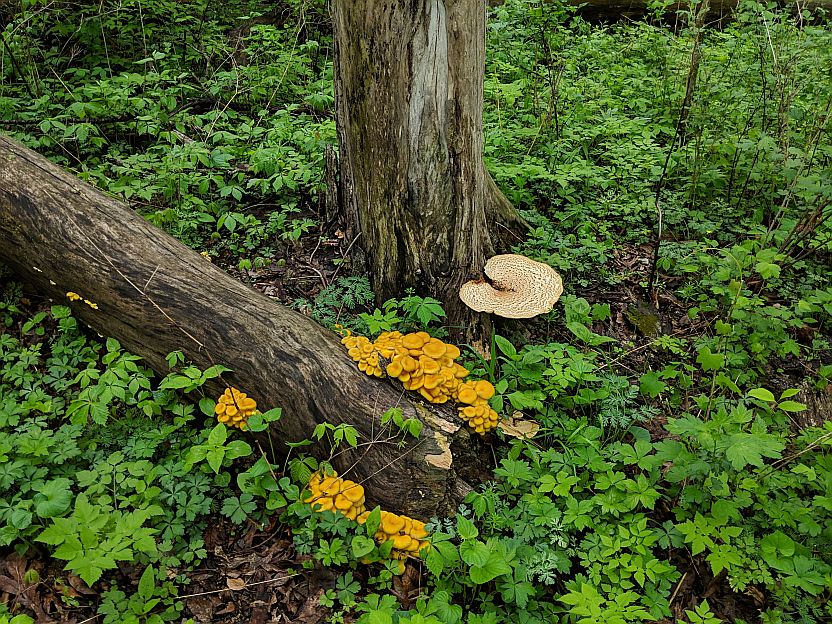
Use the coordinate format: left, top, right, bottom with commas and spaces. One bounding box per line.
0, 134, 479, 520
332, 0, 526, 345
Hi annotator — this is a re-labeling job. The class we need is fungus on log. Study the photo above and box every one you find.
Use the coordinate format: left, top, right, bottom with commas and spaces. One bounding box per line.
0, 135, 479, 520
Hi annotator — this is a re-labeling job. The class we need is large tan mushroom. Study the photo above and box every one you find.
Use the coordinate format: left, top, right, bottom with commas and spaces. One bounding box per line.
459, 254, 563, 318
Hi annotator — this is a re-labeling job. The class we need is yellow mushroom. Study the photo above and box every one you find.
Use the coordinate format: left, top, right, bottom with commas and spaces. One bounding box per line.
386, 361, 404, 377
380, 512, 406, 535
422, 339, 446, 359
420, 357, 441, 375
458, 386, 478, 404
475, 380, 495, 400
334, 494, 353, 511
392, 534, 413, 551
401, 334, 425, 350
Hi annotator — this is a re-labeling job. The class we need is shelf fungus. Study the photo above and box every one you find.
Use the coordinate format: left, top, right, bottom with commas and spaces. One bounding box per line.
459, 254, 563, 318
215, 387, 257, 429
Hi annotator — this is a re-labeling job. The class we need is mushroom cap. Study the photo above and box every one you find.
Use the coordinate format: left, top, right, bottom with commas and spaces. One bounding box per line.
459, 254, 563, 319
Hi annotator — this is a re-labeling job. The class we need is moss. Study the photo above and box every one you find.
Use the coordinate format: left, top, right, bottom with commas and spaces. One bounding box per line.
625, 302, 662, 337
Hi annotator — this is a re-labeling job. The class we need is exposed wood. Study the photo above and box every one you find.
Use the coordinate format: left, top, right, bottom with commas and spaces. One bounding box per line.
332, 0, 526, 344
0, 134, 478, 520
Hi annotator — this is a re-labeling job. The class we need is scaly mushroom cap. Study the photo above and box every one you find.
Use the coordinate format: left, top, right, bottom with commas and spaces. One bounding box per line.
459, 254, 563, 318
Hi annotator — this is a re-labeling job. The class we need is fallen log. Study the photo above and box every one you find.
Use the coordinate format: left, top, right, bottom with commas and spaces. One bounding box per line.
0, 135, 478, 520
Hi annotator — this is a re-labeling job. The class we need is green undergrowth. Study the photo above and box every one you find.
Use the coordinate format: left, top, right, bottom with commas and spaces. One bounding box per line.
2, 0, 832, 622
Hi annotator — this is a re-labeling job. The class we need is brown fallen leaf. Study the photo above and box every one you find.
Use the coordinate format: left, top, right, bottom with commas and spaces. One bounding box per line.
67, 573, 97, 595
226, 577, 247, 591
498, 412, 540, 439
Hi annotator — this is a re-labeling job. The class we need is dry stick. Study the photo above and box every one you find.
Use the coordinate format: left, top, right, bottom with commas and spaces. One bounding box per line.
0, 32, 35, 99
596, 322, 708, 371
759, 430, 832, 479
668, 571, 688, 605
647, 0, 710, 304
330, 232, 362, 282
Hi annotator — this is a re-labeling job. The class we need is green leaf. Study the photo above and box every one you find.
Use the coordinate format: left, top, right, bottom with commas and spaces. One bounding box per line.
723, 433, 784, 469
199, 397, 216, 417
566, 321, 615, 346
351, 535, 376, 558
460, 540, 489, 567
138, 565, 155, 601
206, 448, 225, 473
207, 423, 227, 446
755, 261, 781, 280
494, 335, 517, 359
34, 478, 73, 518
639, 371, 666, 398
748, 388, 776, 403
456, 515, 479, 540
469, 548, 512, 584
777, 400, 806, 413
220, 494, 256, 524
696, 347, 724, 372
159, 375, 193, 390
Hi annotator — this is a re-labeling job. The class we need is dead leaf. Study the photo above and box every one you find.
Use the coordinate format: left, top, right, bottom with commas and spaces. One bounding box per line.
226, 577, 247, 591
499, 412, 540, 439
67, 573, 97, 595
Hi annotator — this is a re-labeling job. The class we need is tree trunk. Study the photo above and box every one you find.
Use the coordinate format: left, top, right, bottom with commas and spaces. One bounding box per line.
0, 135, 479, 520
332, 0, 525, 345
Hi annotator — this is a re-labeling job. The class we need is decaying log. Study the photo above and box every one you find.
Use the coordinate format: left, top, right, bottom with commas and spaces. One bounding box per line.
0, 135, 478, 520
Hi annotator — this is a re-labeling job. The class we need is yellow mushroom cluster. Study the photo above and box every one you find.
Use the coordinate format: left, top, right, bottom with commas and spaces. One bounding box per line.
456, 379, 499, 434
304, 472, 430, 572
340, 330, 501, 434
378, 331, 470, 405
215, 387, 257, 429
342, 330, 470, 404
304, 471, 367, 521
342, 334, 384, 377
357, 509, 430, 558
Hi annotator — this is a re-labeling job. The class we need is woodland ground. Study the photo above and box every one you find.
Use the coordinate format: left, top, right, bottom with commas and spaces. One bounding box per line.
1, 1, 831, 623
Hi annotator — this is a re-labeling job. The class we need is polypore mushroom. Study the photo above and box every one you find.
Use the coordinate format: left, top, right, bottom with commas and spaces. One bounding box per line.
459, 254, 563, 318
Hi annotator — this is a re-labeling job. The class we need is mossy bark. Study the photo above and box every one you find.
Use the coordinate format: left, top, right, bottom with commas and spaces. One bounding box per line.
332, 0, 526, 344
0, 135, 478, 520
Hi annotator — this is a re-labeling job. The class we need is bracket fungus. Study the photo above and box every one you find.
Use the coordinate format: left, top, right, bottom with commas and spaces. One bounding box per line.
459, 254, 563, 319
215, 387, 257, 429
